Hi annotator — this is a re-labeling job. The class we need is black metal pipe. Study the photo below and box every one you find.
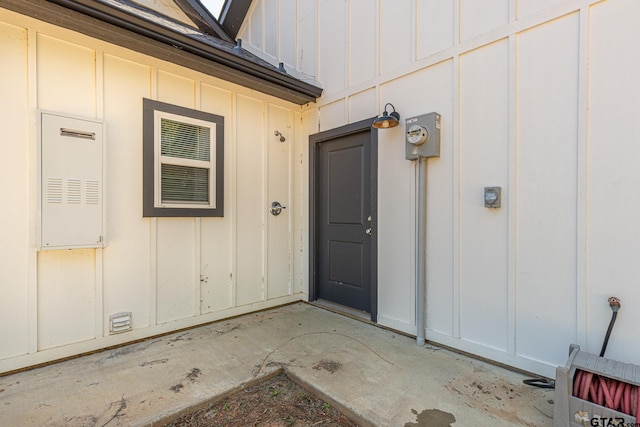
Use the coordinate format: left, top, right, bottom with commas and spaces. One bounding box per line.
599, 297, 621, 357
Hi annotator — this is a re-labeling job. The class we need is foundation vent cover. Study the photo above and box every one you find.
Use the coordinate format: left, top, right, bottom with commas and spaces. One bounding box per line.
109, 312, 132, 334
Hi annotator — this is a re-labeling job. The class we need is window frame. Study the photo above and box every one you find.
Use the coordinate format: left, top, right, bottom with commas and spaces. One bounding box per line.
143, 98, 224, 217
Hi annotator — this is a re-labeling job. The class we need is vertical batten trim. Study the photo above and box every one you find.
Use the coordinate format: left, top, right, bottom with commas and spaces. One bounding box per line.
230, 93, 238, 307
449, 0, 462, 339
509, 0, 517, 23
231, 93, 238, 307
95, 49, 105, 338
276, 0, 281, 61
410, 0, 417, 63
288, 110, 294, 295
451, 52, 461, 340
150, 68, 158, 326
195, 218, 201, 314
27, 27, 39, 354
150, 217, 158, 325
506, 31, 517, 356
343, 0, 349, 97
346, 0, 351, 118
294, 0, 298, 71
195, 81, 202, 314
375, 0, 380, 80
262, 102, 268, 301
95, 249, 104, 337
575, 5, 590, 350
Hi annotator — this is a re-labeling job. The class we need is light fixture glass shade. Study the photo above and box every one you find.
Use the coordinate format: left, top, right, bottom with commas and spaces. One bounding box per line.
372, 103, 400, 129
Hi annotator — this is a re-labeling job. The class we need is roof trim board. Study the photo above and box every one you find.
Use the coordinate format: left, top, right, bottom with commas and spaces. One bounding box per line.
218, 0, 251, 39
1, 0, 321, 104
174, 0, 234, 42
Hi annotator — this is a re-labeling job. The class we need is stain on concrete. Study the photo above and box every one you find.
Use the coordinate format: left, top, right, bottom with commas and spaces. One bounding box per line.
213, 322, 241, 335
445, 375, 552, 425
168, 332, 191, 343
405, 408, 456, 427
170, 383, 184, 393
141, 358, 168, 367
187, 368, 201, 382
312, 359, 342, 374
63, 414, 98, 426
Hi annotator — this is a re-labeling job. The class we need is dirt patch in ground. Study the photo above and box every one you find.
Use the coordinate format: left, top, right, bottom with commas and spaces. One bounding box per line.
163, 373, 359, 426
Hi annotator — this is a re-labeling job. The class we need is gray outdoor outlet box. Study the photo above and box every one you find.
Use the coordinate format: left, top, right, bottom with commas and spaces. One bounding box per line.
405, 112, 441, 160
484, 187, 501, 208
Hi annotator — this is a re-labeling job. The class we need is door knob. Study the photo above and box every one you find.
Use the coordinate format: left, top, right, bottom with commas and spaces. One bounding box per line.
270, 201, 286, 216
365, 227, 372, 236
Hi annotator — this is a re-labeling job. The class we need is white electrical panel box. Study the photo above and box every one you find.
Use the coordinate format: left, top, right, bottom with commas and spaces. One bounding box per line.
40, 112, 105, 250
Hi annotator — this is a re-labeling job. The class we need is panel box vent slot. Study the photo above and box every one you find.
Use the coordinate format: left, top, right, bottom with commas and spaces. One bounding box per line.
109, 312, 132, 334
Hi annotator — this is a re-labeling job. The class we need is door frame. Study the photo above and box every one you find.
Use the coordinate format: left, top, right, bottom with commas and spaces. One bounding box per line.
309, 117, 378, 321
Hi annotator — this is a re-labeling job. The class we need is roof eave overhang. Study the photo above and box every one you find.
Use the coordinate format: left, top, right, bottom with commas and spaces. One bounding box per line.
2, 0, 321, 105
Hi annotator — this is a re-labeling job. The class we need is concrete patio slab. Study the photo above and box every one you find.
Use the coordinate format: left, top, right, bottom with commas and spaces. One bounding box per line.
0, 303, 554, 426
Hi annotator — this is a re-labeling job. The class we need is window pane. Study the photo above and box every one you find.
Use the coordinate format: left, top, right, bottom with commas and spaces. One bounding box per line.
161, 118, 210, 161
161, 164, 209, 204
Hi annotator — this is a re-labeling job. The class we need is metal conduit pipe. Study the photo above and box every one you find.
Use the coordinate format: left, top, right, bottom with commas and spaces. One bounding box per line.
416, 158, 427, 346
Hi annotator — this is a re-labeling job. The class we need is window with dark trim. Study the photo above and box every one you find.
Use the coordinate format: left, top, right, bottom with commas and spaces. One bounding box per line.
143, 98, 224, 217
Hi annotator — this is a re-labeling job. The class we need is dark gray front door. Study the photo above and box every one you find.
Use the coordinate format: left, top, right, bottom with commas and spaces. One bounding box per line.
311, 120, 377, 317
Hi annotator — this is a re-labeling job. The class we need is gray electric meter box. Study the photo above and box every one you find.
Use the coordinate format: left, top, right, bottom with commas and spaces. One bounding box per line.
405, 112, 441, 160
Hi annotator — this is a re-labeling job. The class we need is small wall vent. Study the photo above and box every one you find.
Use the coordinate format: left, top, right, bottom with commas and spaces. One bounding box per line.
109, 312, 132, 334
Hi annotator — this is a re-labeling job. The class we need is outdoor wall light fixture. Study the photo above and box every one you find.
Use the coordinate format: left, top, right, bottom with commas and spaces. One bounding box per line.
372, 103, 400, 129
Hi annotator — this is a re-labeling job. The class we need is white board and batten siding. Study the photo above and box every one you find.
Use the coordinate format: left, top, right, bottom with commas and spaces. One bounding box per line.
0, 8, 302, 373
240, 0, 640, 378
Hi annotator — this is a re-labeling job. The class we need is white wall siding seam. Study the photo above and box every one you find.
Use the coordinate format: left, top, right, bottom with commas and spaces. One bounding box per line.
150, 68, 158, 327
410, 0, 417, 64
194, 82, 202, 315
575, 5, 590, 350
96, 49, 105, 339
506, 32, 517, 356
509, 0, 517, 23
231, 92, 239, 308
96, 249, 104, 337
27, 26, 39, 355
452, 51, 461, 340
195, 218, 202, 314
346, 0, 351, 116
313, 0, 602, 109
288, 109, 294, 296
374, 0, 380, 81
262, 103, 268, 302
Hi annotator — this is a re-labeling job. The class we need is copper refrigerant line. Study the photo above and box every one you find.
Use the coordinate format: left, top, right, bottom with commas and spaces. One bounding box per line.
570, 297, 640, 418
